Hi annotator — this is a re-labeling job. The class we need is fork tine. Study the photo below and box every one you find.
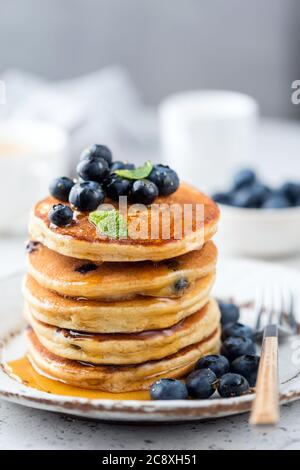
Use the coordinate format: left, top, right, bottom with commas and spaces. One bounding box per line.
267, 285, 276, 325
278, 285, 285, 327
254, 287, 265, 332
287, 289, 298, 334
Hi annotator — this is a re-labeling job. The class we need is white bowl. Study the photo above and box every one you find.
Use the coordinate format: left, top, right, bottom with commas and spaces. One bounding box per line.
0, 119, 69, 234
215, 203, 300, 258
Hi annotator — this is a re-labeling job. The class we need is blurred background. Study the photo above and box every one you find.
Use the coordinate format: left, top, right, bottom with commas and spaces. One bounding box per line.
1, 0, 300, 264
1, 0, 299, 118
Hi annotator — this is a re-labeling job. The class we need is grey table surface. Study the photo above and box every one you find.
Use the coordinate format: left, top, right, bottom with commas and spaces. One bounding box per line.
1, 238, 300, 450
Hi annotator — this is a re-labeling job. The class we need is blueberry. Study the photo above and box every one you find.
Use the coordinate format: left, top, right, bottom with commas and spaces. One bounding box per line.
248, 183, 271, 207
279, 182, 300, 205
212, 192, 232, 205
80, 144, 112, 166
49, 176, 74, 202
233, 168, 256, 190
221, 336, 256, 361
173, 277, 190, 293
231, 183, 270, 208
231, 354, 260, 387
105, 174, 132, 201
110, 161, 135, 172
218, 301, 240, 326
131, 179, 159, 205
150, 378, 188, 400
186, 368, 218, 398
231, 188, 253, 208
222, 322, 254, 341
48, 204, 73, 227
195, 355, 230, 378
218, 373, 250, 397
75, 263, 97, 274
69, 181, 105, 212
262, 193, 291, 209
77, 156, 109, 183
26, 240, 41, 254
148, 164, 179, 196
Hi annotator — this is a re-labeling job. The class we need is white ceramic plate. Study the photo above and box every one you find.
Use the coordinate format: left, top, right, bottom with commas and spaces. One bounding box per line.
1, 258, 300, 422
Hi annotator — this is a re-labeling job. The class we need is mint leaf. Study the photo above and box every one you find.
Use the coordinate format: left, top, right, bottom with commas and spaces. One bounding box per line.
115, 160, 153, 180
89, 211, 108, 226
89, 210, 128, 239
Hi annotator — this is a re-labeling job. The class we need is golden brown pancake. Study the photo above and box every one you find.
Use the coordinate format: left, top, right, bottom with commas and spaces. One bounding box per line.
29, 183, 219, 262
23, 273, 215, 333
27, 327, 221, 392
27, 240, 217, 300
26, 298, 220, 365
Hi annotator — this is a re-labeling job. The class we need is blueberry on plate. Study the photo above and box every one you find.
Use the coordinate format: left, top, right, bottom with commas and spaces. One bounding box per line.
105, 174, 132, 201
186, 368, 218, 399
195, 355, 230, 378
279, 182, 300, 205
131, 179, 159, 205
49, 177, 74, 202
218, 373, 250, 398
218, 301, 240, 326
212, 192, 232, 205
77, 156, 109, 183
221, 336, 256, 361
262, 193, 291, 209
150, 378, 188, 400
48, 204, 73, 227
222, 322, 254, 341
110, 161, 135, 172
231, 354, 260, 387
80, 144, 112, 166
69, 181, 105, 212
148, 164, 179, 196
233, 168, 256, 190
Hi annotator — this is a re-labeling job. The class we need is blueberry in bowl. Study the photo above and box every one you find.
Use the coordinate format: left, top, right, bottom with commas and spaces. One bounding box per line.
262, 192, 291, 209
212, 168, 300, 257
279, 182, 300, 205
212, 168, 299, 210
233, 168, 256, 190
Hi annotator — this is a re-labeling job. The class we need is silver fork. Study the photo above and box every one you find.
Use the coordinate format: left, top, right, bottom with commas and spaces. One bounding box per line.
254, 285, 297, 339
250, 285, 297, 426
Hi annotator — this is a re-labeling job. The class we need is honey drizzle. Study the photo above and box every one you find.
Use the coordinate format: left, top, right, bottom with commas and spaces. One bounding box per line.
7, 357, 150, 400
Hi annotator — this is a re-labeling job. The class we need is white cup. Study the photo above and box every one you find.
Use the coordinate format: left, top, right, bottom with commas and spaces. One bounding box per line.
159, 90, 259, 194
0, 119, 69, 234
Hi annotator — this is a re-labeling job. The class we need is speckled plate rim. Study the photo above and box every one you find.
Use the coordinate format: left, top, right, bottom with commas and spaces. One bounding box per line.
1, 260, 300, 422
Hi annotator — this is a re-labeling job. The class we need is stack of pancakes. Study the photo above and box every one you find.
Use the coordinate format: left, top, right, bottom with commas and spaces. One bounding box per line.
23, 183, 221, 392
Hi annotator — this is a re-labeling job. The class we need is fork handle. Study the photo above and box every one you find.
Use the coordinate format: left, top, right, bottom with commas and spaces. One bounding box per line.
250, 325, 279, 426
